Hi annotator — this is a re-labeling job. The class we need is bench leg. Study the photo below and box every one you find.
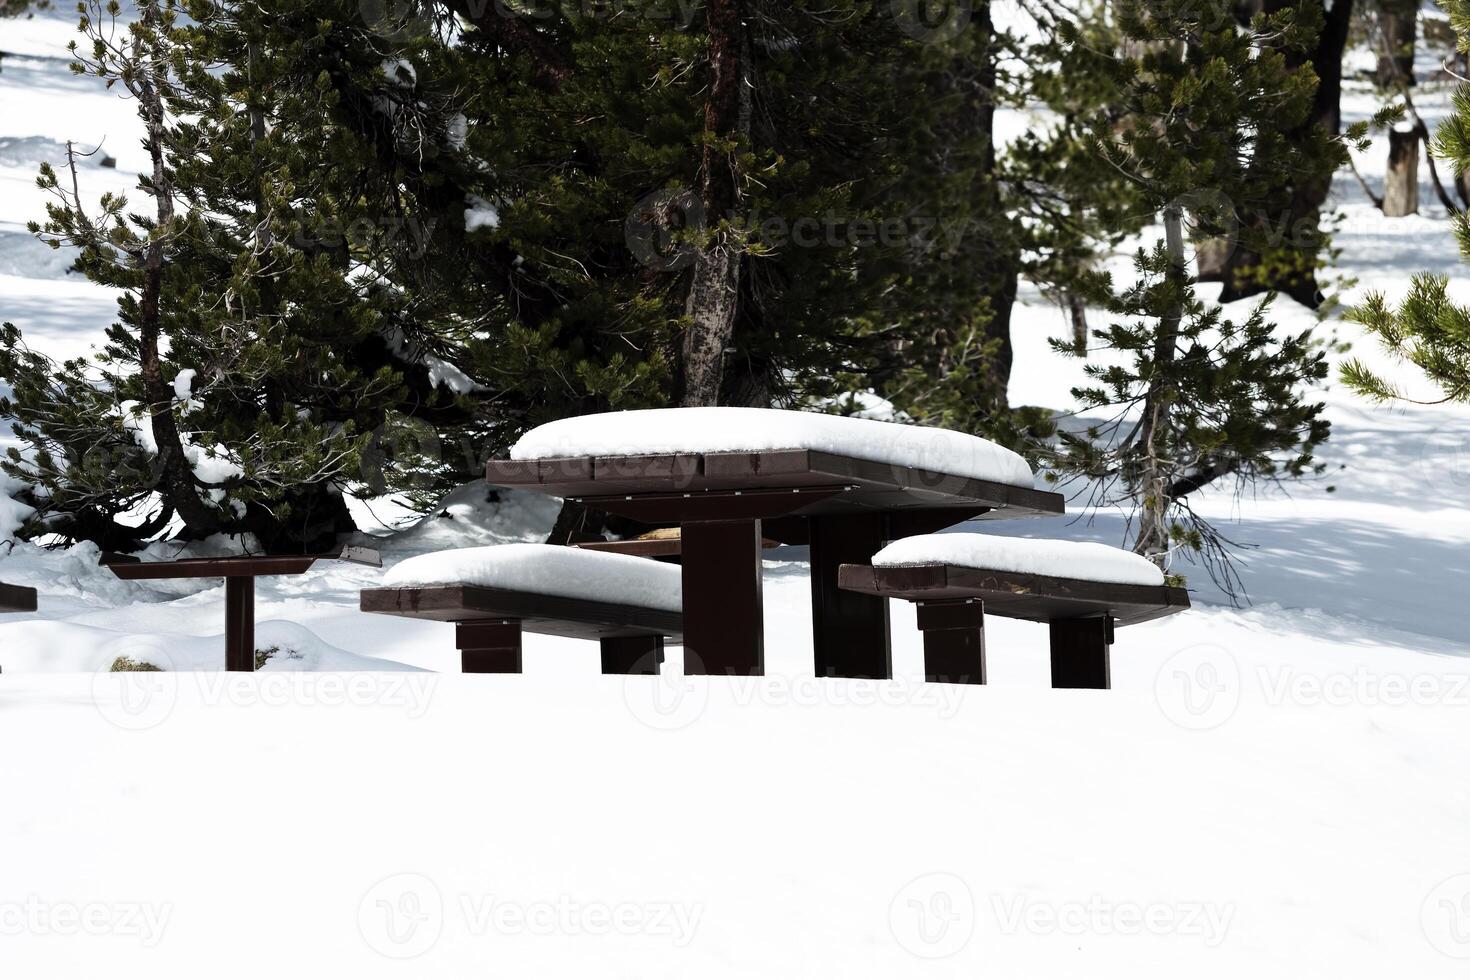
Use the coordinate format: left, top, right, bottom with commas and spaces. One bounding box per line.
681, 519, 764, 676
809, 513, 892, 679
225, 576, 255, 672
457, 621, 522, 673
1049, 616, 1113, 689
916, 599, 986, 684
600, 635, 664, 675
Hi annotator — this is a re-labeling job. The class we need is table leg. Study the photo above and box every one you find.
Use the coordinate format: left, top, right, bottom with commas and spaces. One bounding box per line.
1049, 616, 1113, 689
457, 621, 523, 673
600, 635, 664, 675
224, 576, 255, 672
681, 519, 764, 676
916, 599, 986, 684
808, 513, 891, 679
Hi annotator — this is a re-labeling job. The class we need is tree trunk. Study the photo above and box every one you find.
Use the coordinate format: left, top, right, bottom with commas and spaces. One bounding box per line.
974, 0, 1017, 410
1065, 291, 1088, 351
680, 0, 748, 407
131, 33, 221, 539
1194, 236, 1232, 281
1133, 205, 1186, 569
1382, 128, 1421, 216
1220, 0, 1355, 308
1376, 0, 1417, 87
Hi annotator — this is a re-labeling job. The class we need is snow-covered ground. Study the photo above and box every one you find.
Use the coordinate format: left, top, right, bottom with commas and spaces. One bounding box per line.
1, 7, 1468, 977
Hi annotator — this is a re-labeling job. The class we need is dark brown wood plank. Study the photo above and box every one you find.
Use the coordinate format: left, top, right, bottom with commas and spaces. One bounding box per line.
576, 485, 849, 522
0, 582, 38, 613
594, 453, 702, 486
837, 563, 1190, 627
485, 450, 1064, 518
360, 585, 682, 641
224, 577, 255, 672
680, 520, 764, 676
809, 513, 891, 679
101, 554, 321, 579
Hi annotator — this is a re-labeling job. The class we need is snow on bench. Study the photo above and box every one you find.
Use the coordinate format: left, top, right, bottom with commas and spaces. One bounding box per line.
510, 407, 1037, 489
363, 544, 682, 675
839, 532, 1190, 689
872, 532, 1166, 587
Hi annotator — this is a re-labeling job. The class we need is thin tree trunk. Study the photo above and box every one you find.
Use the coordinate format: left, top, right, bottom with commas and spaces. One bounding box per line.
1382, 128, 1421, 216
680, 0, 749, 407
131, 30, 221, 537
1066, 291, 1088, 351
1134, 205, 1186, 568
1376, 0, 1417, 87
1221, 0, 1354, 308
1194, 236, 1231, 281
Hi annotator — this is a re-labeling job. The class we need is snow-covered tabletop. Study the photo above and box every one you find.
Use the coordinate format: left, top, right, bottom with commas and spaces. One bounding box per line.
872, 533, 1166, 587
382, 543, 683, 613
511, 407, 1036, 489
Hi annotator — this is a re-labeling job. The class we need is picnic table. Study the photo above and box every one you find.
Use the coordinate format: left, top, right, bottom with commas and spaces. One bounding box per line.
100, 547, 381, 671
487, 409, 1064, 678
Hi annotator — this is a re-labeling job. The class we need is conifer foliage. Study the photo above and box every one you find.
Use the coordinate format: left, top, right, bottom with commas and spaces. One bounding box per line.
1344, 0, 1470, 406
1043, 0, 1337, 589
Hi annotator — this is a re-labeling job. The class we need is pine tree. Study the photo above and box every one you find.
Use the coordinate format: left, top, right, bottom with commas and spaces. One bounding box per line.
1, 0, 1028, 548
1, 0, 476, 551
1344, 0, 1470, 405
1044, 0, 1336, 590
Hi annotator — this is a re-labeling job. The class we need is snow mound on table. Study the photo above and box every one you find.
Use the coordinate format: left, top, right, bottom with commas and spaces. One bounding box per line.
510, 407, 1036, 488
873, 532, 1167, 586
381, 543, 682, 612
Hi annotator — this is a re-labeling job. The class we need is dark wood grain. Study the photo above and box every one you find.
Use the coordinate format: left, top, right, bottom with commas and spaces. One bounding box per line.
836, 563, 1190, 627
0, 582, 38, 613
360, 585, 682, 641
486, 449, 1064, 519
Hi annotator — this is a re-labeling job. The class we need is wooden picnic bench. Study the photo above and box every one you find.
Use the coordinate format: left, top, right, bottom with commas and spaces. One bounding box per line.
100, 547, 382, 671
360, 543, 682, 674
360, 584, 679, 674
838, 561, 1190, 688
487, 447, 1064, 679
